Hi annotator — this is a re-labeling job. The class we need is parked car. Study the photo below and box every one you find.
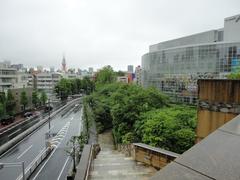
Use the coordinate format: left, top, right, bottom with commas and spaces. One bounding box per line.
1, 116, 15, 125
23, 112, 33, 118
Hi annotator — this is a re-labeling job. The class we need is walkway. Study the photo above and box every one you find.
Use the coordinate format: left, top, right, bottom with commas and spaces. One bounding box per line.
89, 131, 156, 180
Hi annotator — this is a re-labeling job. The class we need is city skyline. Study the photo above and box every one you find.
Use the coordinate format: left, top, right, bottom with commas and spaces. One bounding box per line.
0, 0, 240, 70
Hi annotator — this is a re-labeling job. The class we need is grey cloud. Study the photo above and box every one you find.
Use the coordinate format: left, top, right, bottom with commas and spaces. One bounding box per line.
0, 0, 240, 71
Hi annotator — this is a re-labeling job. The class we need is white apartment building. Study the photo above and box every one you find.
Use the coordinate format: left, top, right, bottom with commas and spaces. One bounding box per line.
33, 72, 62, 94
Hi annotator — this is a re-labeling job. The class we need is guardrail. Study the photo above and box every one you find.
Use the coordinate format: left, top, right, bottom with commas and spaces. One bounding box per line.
16, 147, 52, 180
0, 98, 81, 156
74, 144, 100, 180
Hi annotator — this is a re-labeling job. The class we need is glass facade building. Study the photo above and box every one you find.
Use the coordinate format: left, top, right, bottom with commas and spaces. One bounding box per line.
142, 14, 240, 104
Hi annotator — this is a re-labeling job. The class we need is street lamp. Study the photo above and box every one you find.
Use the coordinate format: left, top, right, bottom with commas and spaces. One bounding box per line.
48, 98, 51, 131
0, 161, 25, 180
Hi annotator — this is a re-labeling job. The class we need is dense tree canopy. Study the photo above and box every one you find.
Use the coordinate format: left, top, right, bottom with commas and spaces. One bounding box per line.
40, 91, 48, 106
55, 77, 94, 100
6, 90, 15, 116
83, 71, 197, 154
95, 66, 116, 85
32, 91, 40, 108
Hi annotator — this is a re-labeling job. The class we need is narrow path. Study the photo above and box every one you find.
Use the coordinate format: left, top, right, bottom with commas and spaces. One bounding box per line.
89, 131, 156, 180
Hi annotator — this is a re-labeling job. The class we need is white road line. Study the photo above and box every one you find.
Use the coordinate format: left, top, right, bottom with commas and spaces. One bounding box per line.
17, 145, 33, 159
32, 122, 70, 180
57, 157, 70, 180
32, 143, 58, 180
8, 129, 21, 137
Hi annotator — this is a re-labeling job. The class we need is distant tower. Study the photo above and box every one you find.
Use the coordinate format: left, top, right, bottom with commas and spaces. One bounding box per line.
62, 55, 67, 72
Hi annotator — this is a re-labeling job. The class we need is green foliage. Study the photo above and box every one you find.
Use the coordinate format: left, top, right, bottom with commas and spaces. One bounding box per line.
40, 91, 48, 106
20, 91, 28, 112
55, 78, 71, 100
227, 67, 240, 79
81, 77, 95, 95
32, 91, 39, 108
227, 72, 240, 79
6, 90, 15, 116
0, 103, 5, 119
95, 66, 116, 85
83, 66, 197, 154
122, 132, 134, 144
138, 106, 196, 153
115, 71, 125, 76
85, 82, 169, 143
55, 77, 94, 100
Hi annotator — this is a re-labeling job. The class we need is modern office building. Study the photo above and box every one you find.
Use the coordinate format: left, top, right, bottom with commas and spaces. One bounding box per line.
142, 14, 240, 104
127, 65, 134, 73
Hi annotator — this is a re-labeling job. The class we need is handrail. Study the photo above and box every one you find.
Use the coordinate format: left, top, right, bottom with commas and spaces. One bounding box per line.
85, 144, 94, 179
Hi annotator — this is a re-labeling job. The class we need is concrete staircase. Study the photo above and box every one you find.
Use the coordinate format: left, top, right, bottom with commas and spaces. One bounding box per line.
89, 131, 156, 180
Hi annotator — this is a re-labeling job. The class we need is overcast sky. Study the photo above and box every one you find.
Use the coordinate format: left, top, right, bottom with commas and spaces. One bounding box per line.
0, 0, 240, 71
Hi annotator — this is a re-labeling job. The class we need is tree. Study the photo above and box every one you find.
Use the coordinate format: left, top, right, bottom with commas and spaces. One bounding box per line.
95, 66, 116, 85
32, 91, 39, 108
20, 91, 28, 112
66, 133, 87, 174
6, 90, 15, 116
40, 91, 47, 106
0, 92, 6, 117
82, 77, 95, 95
55, 78, 71, 100
0, 103, 5, 120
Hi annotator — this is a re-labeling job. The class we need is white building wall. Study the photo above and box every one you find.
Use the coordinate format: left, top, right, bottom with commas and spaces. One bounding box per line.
224, 14, 240, 42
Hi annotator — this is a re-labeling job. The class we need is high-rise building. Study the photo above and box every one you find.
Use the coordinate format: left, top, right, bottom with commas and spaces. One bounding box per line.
142, 14, 240, 104
127, 65, 134, 73
135, 65, 142, 86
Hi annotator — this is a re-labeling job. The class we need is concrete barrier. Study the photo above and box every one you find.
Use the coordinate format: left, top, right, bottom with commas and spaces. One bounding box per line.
16, 147, 52, 180
0, 98, 80, 156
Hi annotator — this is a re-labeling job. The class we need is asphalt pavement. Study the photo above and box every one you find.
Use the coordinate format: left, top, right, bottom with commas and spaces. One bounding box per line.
0, 102, 83, 180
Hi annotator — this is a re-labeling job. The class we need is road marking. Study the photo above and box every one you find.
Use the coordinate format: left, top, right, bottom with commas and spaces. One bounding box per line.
39, 148, 45, 153
57, 157, 70, 180
17, 145, 33, 159
32, 122, 70, 180
8, 129, 21, 138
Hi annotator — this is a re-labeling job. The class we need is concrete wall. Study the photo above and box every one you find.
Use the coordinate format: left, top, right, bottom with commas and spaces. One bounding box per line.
196, 79, 240, 142
149, 30, 218, 52
224, 14, 240, 42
